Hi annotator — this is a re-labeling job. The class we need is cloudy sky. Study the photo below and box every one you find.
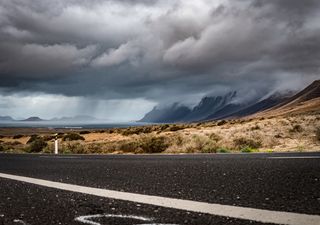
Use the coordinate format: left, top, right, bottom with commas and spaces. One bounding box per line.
0, 0, 319, 120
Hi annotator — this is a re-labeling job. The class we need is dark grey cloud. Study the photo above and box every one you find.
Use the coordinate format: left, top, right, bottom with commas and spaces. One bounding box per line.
0, 0, 319, 108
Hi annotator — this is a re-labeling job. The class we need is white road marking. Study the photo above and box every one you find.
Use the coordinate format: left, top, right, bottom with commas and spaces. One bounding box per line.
74, 214, 178, 225
0, 172, 319, 225
268, 156, 320, 159
13, 219, 28, 225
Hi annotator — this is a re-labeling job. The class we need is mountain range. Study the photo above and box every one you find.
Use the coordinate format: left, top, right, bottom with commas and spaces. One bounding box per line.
139, 80, 320, 123
0, 115, 99, 122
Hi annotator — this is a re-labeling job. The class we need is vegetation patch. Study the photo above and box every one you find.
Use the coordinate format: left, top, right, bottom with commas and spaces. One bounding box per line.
241, 147, 258, 153
62, 133, 85, 141
233, 137, 262, 150
13, 134, 24, 139
28, 138, 47, 153
217, 120, 227, 126
289, 124, 303, 133
316, 128, 320, 141
139, 135, 169, 153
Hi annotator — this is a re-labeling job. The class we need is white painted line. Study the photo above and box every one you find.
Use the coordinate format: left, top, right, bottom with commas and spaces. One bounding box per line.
0, 172, 319, 225
268, 156, 320, 159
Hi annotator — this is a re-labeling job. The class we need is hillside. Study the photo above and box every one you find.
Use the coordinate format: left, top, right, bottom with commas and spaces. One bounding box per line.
254, 80, 320, 117
21, 117, 44, 122
0, 116, 14, 121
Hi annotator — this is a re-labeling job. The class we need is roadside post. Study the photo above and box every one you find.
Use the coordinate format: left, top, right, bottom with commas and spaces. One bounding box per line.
54, 133, 59, 154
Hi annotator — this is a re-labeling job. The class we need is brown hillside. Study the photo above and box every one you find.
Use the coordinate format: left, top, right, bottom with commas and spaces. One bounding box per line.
253, 80, 320, 117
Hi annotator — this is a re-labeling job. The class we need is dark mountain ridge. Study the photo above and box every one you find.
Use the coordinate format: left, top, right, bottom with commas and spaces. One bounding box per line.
139, 103, 191, 123
139, 81, 320, 123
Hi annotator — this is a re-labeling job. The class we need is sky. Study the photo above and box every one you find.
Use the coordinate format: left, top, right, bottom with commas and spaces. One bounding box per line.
0, 0, 320, 121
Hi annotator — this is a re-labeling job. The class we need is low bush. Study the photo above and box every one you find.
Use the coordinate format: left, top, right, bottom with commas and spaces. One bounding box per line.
42, 135, 55, 141
117, 140, 141, 153
217, 148, 230, 153
139, 135, 169, 153
79, 131, 91, 134
13, 134, 23, 139
121, 126, 153, 136
316, 128, 320, 141
241, 147, 258, 153
169, 125, 184, 132
62, 142, 85, 154
251, 125, 261, 130
208, 133, 222, 142
289, 124, 303, 133
201, 144, 218, 153
56, 133, 65, 138
171, 134, 184, 146
27, 135, 39, 144
29, 138, 47, 153
160, 124, 170, 131
217, 120, 227, 126
233, 137, 262, 150
62, 133, 85, 141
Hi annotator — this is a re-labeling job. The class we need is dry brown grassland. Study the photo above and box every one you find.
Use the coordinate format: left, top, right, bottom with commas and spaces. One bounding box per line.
0, 114, 319, 154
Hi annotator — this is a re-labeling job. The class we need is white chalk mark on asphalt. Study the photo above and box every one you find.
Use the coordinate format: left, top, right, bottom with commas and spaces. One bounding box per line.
75, 214, 150, 225
13, 219, 28, 225
268, 156, 320, 159
74, 214, 178, 225
0, 172, 319, 225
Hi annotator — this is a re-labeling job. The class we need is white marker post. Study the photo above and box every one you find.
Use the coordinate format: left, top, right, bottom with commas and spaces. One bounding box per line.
54, 134, 59, 154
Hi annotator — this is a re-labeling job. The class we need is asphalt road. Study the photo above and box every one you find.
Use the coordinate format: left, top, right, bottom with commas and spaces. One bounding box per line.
0, 152, 319, 225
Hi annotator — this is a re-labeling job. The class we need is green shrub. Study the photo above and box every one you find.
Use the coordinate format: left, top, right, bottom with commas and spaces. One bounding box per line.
241, 147, 258, 153
233, 137, 262, 150
29, 138, 47, 153
62, 133, 85, 141
139, 136, 169, 153
217, 148, 230, 153
0, 145, 4, 152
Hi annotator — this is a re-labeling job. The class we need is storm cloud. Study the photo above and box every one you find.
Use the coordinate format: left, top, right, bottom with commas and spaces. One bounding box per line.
0, 0, 319, 119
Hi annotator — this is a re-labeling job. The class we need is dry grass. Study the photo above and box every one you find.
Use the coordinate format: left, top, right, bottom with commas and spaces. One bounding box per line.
0, 114, 319, 154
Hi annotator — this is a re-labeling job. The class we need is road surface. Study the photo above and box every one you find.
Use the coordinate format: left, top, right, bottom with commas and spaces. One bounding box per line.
0, 152, 319, 225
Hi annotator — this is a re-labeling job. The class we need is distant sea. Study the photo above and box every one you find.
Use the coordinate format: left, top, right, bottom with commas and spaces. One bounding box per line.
0, 121, 154, 129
